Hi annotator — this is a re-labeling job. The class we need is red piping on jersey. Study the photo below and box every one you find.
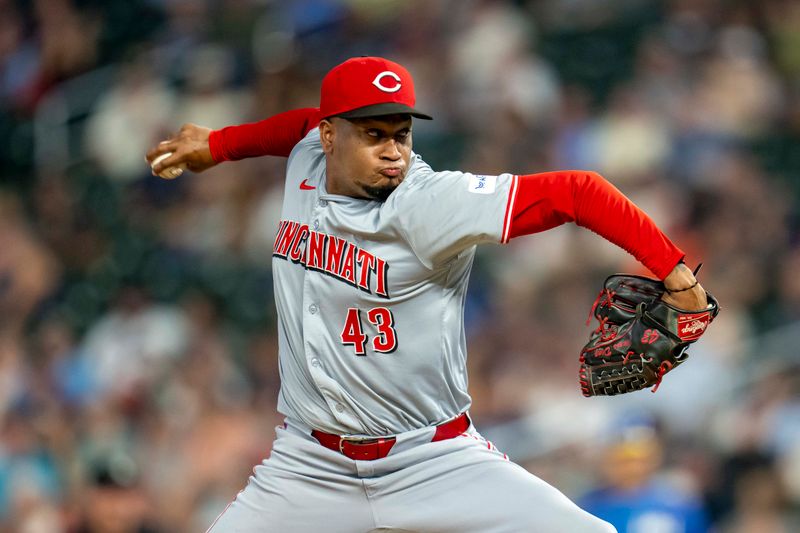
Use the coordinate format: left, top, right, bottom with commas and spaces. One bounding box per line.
503, 171, 684, 280
501, 175, 519, 244
209, 107, 322, 162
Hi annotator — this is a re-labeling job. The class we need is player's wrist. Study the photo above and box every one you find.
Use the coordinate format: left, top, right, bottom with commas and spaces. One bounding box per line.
664, 279, 698, 293
662, 262, 696, 292
208, 128, 227, 163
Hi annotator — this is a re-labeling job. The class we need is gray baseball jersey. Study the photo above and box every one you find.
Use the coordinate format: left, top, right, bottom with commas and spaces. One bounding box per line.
207, 128, 617, 533
272, 128, 517, 437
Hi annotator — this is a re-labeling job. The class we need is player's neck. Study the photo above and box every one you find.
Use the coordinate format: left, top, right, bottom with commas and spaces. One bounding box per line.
325, 165, 362, 199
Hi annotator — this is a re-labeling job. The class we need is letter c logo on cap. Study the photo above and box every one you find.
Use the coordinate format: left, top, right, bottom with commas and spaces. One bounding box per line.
372, 71, 402, 93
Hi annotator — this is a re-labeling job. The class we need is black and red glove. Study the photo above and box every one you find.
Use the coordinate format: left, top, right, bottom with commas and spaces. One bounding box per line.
579, 274, 720, 397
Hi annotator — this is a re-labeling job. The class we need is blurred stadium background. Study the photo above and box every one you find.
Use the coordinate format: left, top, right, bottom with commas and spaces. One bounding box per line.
1, 0, 799, 531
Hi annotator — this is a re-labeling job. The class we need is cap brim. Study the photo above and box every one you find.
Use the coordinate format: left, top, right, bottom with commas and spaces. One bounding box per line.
334, 102, 433, 120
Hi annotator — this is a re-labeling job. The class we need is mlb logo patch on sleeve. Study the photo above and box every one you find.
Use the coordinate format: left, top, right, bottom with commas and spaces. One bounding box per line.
467, 174, 497, 194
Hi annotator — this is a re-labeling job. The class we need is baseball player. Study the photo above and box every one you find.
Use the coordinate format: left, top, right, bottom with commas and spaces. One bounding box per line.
147, 57, 708, 533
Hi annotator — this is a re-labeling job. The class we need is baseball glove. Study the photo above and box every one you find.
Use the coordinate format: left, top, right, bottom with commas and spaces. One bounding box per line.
579, 273, 719, 397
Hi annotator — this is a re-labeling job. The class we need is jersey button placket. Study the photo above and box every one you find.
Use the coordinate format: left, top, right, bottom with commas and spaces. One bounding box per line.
305, 196, 354, 424
313, 196, 327, 231
302, 232, 325, 379
304, 300, 320, 372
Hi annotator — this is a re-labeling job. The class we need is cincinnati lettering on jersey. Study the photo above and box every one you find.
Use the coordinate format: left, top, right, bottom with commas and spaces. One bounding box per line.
272, 220, 389, 298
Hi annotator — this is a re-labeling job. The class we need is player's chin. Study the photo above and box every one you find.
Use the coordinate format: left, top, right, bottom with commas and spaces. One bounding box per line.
362, 182, 399, 202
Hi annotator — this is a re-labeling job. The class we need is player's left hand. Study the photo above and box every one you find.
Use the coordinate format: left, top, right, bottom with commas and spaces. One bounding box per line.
146, 123, 216, 176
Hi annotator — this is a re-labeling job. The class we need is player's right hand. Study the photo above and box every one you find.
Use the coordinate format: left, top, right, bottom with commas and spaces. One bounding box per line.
146, 123, 216, 176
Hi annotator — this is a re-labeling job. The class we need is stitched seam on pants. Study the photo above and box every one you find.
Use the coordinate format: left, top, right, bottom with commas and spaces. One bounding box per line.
361, 479, 383, 531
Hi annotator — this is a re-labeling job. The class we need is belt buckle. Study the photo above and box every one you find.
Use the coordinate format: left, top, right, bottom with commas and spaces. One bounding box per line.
338, 435, 388, 455
338, 435, 368, 454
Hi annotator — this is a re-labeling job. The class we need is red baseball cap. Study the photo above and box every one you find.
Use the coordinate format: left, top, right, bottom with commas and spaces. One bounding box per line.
319, 57, 433, 120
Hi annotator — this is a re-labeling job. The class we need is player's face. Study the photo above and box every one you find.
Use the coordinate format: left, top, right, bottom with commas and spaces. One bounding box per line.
321, 115, 413, 202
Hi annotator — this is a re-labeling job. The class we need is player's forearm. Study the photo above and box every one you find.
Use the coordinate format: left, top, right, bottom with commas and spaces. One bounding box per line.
507, 171, 684, 279
209, 107, 322, 162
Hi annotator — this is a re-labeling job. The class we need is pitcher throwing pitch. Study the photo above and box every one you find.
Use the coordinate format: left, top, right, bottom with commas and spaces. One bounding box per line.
147, 56, 714, 532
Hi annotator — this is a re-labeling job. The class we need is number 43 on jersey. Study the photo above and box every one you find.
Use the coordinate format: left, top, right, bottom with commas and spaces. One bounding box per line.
340, 307, 397, 355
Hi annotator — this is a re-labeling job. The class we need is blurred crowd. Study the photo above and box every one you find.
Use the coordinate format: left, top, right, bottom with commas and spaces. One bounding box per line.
1, 0, 799, 531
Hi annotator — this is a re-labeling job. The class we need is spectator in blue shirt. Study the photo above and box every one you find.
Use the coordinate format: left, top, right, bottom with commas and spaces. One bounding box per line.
580, 415, 709, 533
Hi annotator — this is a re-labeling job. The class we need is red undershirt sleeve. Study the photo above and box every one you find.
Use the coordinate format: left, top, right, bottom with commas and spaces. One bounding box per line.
208, 107, 322, 162
504, 171, 685, 280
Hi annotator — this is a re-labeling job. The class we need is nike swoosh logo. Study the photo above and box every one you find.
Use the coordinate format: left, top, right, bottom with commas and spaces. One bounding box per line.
300, 178, 316, 190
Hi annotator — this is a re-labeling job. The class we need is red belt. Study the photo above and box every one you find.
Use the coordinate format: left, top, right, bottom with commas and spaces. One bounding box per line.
311, 413, 470, 461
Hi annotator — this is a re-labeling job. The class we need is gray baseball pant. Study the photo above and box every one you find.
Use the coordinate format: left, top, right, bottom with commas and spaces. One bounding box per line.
206, 421, 616, 532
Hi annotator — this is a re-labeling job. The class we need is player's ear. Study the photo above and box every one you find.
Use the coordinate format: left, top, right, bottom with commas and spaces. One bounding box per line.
319, 119, 335, 154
